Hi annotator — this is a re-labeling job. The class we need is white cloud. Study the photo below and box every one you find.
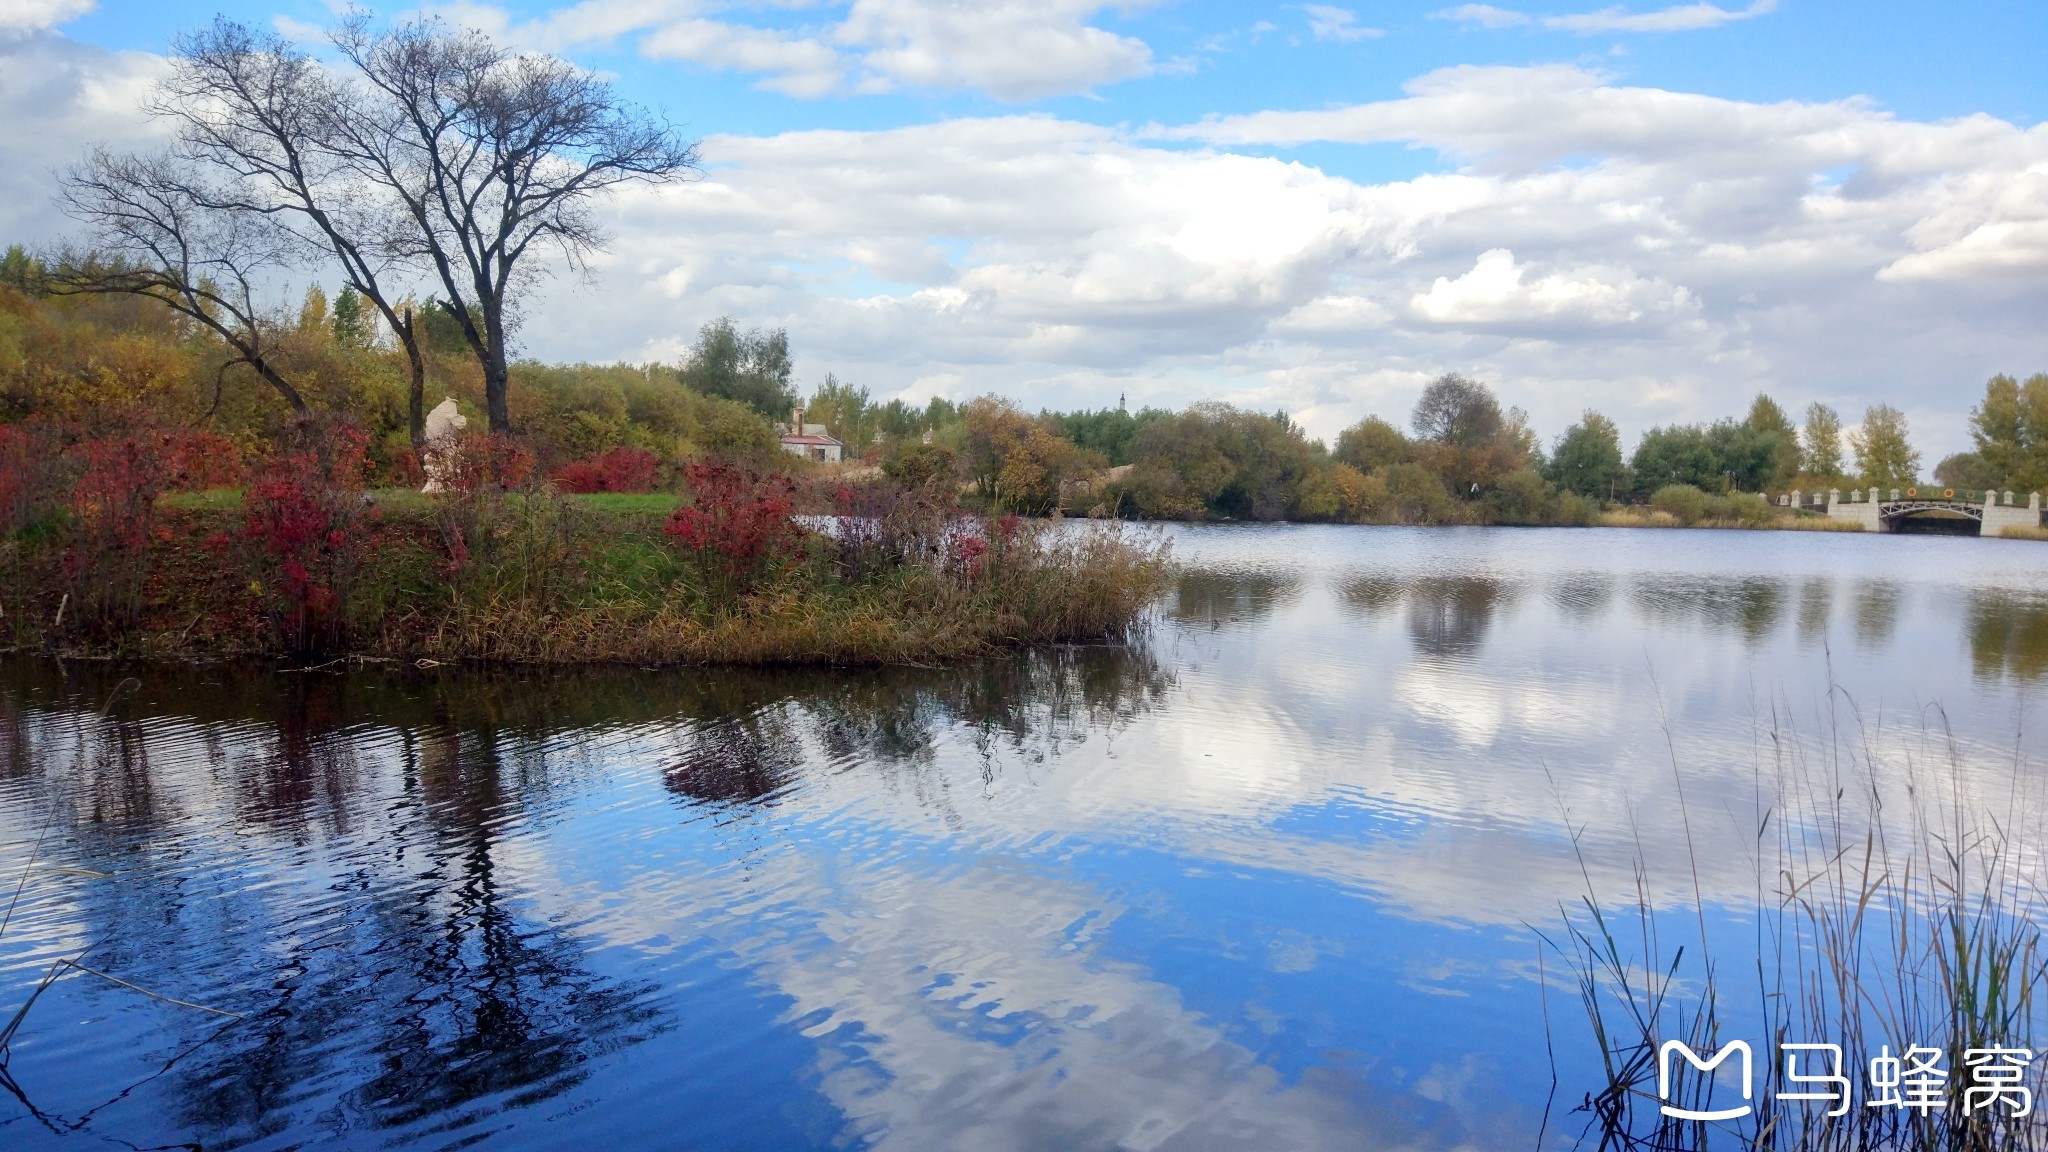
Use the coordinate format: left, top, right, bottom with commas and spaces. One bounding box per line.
642, 18, 845, 97
1431, 4, 1531, 29
837, 0, 1154, 101
1304, 4, 1385, 43
418, 0, 1152, 101
1547, 0, 1777, 34
1409, 248, 1697, 332
0, 32, 165, 243
0, 0, 94, 35
1434, 0, 1776, 33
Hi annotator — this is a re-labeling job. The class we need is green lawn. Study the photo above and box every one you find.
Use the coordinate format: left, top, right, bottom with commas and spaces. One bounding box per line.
164, 488, 681, 515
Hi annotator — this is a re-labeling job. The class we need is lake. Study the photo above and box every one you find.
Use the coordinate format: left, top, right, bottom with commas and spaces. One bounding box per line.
4, 524, 2047, 1150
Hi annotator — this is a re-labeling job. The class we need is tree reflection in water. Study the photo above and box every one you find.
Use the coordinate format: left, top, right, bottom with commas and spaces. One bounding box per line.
1334, 573, 1513, 660
1171, 569, 1301, 628
1628, 574, 1786, 645
1967, 590, 2048, 682
0, 645, 1173, 1147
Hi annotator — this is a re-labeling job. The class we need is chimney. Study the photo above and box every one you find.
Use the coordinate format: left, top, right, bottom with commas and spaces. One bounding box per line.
791, 406, 803, 435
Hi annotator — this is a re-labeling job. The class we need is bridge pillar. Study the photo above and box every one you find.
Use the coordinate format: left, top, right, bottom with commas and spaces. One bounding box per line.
1827, 487, 1878, 531
1983, 491, 2044, 537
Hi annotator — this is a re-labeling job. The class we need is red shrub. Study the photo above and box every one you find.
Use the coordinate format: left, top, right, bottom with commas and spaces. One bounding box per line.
161, 429, 245, 491
240, 424, 377, 654
665, 459, 803, 603
552, 446, 660, 494
62, 433, 172, 630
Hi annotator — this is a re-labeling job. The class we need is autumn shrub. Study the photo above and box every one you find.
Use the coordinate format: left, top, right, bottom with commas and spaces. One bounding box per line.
829, 477, 961, 583
666, 459, 803, 606
62, 431, 171, 632
0, 422, 66, 536
1292, 462, 1384, 523
552, 445, 660, 494
238, 423, 378, 654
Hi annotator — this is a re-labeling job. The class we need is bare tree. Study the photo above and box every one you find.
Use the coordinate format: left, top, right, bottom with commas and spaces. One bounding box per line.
327, 15, 699, 435
1411, 373, 1503, 449
53, 149, 311, 416
156, 18, 434, 446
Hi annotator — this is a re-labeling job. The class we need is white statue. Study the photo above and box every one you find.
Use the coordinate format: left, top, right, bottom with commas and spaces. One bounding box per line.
420, 397, 468, 492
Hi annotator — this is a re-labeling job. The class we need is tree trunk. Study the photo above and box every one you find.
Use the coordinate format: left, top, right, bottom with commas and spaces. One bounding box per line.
401, 306, 426, 450
483, 307, 511, 436
252, 357, 311, 417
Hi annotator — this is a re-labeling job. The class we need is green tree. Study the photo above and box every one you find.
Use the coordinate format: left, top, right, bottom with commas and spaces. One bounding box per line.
1118, 403, 1320, 521
331, 284, 372, 347
807, 374, 873, 450
678, 318, 796, 420
1801, 402, 1844, 481
1547, 410, 1624, 499
1743, 394, 1801, 490
1629, 424, 1721, 498
1850, 403, 1920, 490
1333, 415, 1411, 473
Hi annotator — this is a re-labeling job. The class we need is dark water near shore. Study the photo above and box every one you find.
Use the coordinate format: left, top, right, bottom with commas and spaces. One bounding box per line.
4, 525, 2048, 1151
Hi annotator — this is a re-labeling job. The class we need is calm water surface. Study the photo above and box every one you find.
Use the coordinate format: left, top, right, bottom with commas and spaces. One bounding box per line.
4, 525, 2048, 1150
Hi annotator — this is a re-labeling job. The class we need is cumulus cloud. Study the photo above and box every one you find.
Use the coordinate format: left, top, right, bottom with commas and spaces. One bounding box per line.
0, 32, 165, 244
528, 64, 2046, 453
1409, 248, 1698, 332
1303, 5, 1385, 43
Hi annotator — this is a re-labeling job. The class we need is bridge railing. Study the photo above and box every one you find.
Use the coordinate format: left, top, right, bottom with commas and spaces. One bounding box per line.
1769, 488, 2036, 506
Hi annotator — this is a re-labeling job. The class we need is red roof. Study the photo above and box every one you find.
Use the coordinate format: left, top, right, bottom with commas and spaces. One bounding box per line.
780, 434, 842, 446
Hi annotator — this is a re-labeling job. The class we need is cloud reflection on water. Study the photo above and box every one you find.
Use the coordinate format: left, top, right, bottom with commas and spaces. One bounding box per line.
4, 525, 2048, 1149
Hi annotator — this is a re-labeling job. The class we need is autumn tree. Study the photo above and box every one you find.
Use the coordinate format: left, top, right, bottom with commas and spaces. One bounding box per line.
1801, 402, 1845, 482
1333, 415, 1411, 473
1968, 373, 2048, 492
959, 396, 1090, 513
1849, 403, 1920, 490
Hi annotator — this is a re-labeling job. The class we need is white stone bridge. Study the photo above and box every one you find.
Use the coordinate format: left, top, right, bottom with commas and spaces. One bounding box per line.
1772, 488, 2043, 535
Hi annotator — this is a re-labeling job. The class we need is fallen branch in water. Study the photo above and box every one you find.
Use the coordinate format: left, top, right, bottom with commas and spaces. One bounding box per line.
0, 955, 243, 1055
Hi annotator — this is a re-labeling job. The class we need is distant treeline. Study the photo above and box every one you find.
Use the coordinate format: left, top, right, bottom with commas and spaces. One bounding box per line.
2, 246, 2040, 525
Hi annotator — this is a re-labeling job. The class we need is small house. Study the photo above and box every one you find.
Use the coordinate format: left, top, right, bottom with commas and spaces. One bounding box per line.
779, 406, 844, 463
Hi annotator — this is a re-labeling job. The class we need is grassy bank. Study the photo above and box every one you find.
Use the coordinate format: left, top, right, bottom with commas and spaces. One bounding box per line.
2, 486, 1172, 665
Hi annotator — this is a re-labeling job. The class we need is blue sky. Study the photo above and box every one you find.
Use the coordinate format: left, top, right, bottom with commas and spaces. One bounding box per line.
5, 0, 2047, 457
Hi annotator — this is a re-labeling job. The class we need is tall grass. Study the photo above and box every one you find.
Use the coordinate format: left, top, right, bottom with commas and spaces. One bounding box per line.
1548, 695, 2048, 1150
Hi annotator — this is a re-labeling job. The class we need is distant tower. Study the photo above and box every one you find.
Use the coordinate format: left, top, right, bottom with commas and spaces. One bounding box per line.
1118, 392, 1126, 413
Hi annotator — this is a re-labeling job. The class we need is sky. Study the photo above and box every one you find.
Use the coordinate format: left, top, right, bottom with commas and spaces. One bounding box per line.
3, 1, 2045, 458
